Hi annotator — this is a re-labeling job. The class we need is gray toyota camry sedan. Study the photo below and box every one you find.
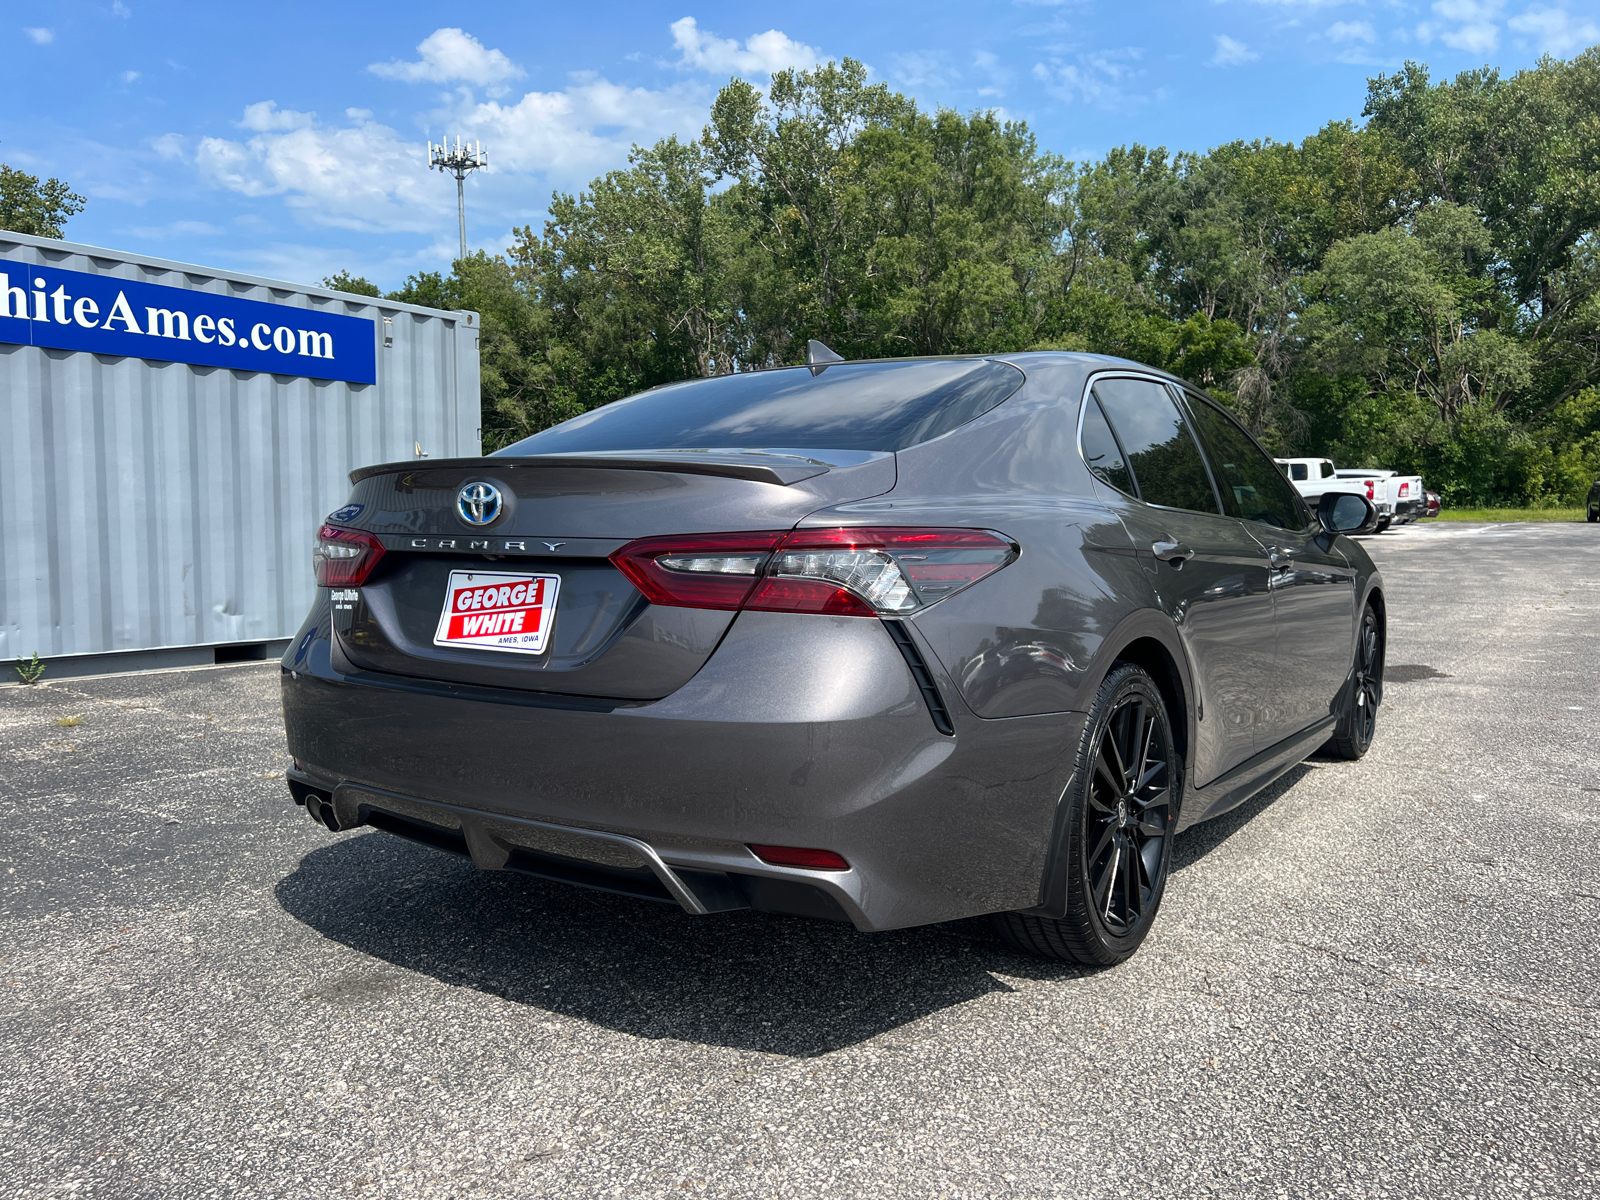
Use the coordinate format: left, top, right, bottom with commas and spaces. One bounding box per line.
282, 351, 1385, 964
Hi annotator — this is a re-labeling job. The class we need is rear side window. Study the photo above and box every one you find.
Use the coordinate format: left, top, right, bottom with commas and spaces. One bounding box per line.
495, 358, 1025, 455
1183, 394, 1309, 530
1091, 378, 1221, 515
1080, 398, 1135, 495
1320, 461, 1336, 479
1290, 463, 1309, 481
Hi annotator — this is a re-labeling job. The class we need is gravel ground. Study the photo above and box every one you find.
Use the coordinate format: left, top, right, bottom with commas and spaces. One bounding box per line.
1, 521, 1596, 1199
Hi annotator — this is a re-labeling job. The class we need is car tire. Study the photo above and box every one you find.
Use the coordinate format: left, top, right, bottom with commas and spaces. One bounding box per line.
1375, 516, 1392, 533
1324, 604, 1382, 761
1589, 507, 1598, 522
993, 663, 1179, 966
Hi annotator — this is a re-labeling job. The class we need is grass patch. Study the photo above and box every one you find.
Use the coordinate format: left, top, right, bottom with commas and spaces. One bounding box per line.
1434, 507, 1586, 522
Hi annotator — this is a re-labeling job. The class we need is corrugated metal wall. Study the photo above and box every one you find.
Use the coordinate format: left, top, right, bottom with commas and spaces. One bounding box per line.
0, 232, 481, 661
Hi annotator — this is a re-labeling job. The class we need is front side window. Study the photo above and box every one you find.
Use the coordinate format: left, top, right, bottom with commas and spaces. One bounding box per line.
1182, 393, 1309, 530
1290, 463, 1309, 481
1091, 378, 1221, 515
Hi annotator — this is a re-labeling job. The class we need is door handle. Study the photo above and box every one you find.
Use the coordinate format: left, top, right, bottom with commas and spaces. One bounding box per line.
1269, 547, 1295, 571
1151, 540, 1194, 564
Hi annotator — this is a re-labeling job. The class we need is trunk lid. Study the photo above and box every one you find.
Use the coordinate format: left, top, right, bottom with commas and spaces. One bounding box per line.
328, 451, 895, 698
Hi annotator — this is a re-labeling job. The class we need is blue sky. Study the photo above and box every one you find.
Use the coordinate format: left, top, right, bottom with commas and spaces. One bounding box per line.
6, 0, 1598, 291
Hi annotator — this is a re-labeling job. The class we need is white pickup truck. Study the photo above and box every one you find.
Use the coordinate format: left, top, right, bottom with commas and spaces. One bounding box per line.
1336, 469, 1426, 524
1273, 457, 1422, 532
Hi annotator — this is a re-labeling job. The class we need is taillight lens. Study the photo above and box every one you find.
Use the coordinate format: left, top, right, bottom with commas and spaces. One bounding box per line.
609, 527, 1016, 616
1365, 481, 1375, 499
611, 532, 787, 610
313, 524, 386, 587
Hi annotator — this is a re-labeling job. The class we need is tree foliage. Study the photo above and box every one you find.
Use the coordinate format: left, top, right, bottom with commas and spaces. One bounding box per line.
341, 48, 1600, 504
0, 148, 86, 239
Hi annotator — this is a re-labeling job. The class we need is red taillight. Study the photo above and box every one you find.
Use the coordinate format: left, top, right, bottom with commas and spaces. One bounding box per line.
1365, 481, 1375, 499
610, 531, 786, 610
313, 524, 386, 587
748, 844, 851, 871
608, 527, 1015, 616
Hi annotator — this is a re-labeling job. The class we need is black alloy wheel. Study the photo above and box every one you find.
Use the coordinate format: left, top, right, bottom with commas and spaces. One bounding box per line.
1085, 689, 1172, 938
994, 664, 1177, 965
1326, 604, 1382, 760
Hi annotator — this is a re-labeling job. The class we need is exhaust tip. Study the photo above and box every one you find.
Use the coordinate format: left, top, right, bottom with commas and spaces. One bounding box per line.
288, 780, 339, 830
308, 793, 340, 831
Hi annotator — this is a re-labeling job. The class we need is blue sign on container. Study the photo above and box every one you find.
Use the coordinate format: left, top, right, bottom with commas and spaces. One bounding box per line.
0, 260, 377, 385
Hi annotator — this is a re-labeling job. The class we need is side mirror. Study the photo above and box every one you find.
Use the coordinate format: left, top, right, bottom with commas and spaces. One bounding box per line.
1318, 492, 1380, 535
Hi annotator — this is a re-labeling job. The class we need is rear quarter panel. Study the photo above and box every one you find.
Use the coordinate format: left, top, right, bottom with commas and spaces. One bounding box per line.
806, 354, 1173, 722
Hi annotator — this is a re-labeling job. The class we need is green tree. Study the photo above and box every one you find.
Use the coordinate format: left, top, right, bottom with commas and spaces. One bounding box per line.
0, 150, 86, 238
1301, 202, 1531, 424
320, 271, 381, 297
430, 45, 1600, 504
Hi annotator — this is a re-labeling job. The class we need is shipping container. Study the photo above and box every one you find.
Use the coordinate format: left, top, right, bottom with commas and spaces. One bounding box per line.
0, 231, 481, 678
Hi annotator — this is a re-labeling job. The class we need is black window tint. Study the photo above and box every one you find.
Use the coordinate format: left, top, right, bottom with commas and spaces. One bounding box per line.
1080, 397, 1135, 495
495, 358, 1025, 455
1092, 378, 1220, 515
1183, 394, 1308, 530
1290, 462, 1308, 481
1320, 461, 1335, 479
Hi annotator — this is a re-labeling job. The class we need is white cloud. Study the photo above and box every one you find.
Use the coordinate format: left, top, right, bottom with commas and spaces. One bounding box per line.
1418, 0, 1504, 53
111, 1, 130, 17
24, 27, 53, 44
1210, 35, 1260, 65
193, 67, 709, 235
890, 50, 957, 90
369, 28, 522, 86
1246, 0, 1350, 7
973, 49, 1013, 96
1032, 47, 1149, 108
239, 101, 315, 132
197, 107, 447, 234
1326, 20, 1377, 42
121, 69, 140, 83
670, 17, 820, 74
1508, 5, 1600, 53
180, 21, 809, 252
444, 76, 708, 175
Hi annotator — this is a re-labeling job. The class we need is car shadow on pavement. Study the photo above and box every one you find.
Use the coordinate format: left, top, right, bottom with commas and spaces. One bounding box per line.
276, 762, 1310, 1057
275, 833, 1092, 1058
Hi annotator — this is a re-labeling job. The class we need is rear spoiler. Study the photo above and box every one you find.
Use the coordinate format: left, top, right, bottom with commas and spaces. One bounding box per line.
349, 451, 837, 488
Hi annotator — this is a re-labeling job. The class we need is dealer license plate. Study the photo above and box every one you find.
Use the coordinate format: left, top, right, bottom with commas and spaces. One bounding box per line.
433, 570, 561, 656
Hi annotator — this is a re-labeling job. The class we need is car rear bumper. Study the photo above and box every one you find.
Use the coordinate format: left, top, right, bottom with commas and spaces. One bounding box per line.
281, 601, 1083, 931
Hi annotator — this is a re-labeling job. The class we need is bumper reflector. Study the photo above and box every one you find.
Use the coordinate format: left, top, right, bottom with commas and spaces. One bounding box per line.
748, 844, 851, 871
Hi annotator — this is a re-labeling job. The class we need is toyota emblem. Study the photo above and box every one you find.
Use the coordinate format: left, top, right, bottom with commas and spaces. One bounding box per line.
456, 481, 502, 526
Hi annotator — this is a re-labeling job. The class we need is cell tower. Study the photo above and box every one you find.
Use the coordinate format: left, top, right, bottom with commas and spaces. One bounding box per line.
427, 136, 488, 263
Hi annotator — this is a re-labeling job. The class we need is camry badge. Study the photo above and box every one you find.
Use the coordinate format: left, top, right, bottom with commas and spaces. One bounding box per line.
457, 481, 502, 526
543, 542, 565, 551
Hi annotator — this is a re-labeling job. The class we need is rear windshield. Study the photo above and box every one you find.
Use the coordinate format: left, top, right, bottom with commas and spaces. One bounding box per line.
495, 358, 1026, 456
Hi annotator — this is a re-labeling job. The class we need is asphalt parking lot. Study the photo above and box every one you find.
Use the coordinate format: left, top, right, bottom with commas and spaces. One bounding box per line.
2, 521, 1596, 1199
